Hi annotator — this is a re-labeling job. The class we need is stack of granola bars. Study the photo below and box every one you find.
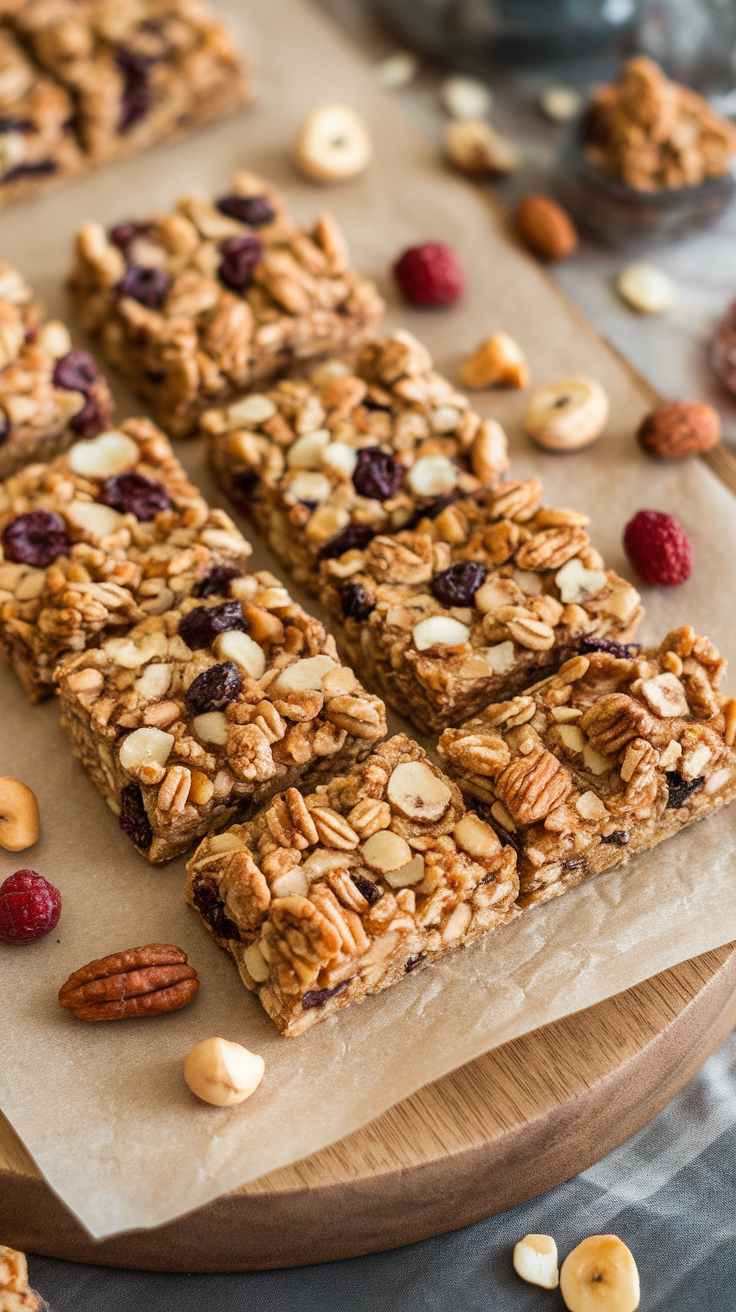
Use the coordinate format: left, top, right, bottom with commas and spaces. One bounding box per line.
2, 166, 734, 1038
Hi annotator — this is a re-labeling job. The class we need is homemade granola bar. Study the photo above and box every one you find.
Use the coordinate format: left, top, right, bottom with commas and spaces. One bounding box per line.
0, 25, 84, 205
8, 0, 250, 164
185, 734, 518, 1034
0, 262, 113, 479
69, 171, 386, 437
0, 415, 251, 697
204, 329, 509, 591
57, 577, 386, 862
438, 626, 736, 908
318, 477, 643, 732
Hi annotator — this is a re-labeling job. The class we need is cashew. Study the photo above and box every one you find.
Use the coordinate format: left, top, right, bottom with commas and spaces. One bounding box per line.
0, 778, 40, 851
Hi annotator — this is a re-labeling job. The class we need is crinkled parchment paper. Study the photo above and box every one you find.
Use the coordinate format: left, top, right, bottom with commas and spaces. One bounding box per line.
1, 0, 736, 1240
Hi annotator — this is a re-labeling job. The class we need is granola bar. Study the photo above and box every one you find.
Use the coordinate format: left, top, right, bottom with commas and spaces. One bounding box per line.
69, 171, 386, 437
438, 627, 736, 908
0, 25, 84, 204
318, 477, 643, 732
0, 415, 251, 698
185, 734, 518, 1034
0, 262, 113, 480
204, 329, 509, 591
8, 0, 250, 164
57, 576, 386, 862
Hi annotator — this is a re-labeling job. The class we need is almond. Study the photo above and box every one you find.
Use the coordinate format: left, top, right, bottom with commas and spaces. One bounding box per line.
516, 194, 578, 262
637, 399, 720, 459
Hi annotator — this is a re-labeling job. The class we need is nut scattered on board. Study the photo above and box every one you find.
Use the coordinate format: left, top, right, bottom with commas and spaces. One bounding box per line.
293, 103, 372, 182
513, 1233, 560, 1289
374, 50, 418, 90
515, 193, 579, 262
184, 1036, 265, 1106
443, 120, 519, 177
440, 74, 493, 120
459, 331, 529, 389
539, 85, 582, 123
559, 1235, 640, 1312
0, 777, 40, 851
616, 262, 676, 314
0, 871, 60, 945
637, 399, 720, 459
0, 1245, 40, 1311
524, 376, 609, 450
58, 944, 199, 1020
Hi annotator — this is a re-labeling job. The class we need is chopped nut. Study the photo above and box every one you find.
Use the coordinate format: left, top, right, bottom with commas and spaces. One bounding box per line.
386, 760, 452, 822
460, 333, 529, 389
513, 1233, 559, 1289
184, 1036, 265, 1106
361, 829, 412, 872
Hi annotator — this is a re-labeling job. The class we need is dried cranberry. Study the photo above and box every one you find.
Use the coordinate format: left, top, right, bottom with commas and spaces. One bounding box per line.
192, 876, 241, 940
431, 560, 487, 607
0, 411, 8, 447
3, 160, 55, 184
109, 221, 153, 258
0, 870, 61, 944
665, 773, 704, 810
116, 264, 171, 309
405, 954, 426, 974
579, 636, 640, 660
404, 490, 465, 531
71, 394, 106, 437
53, 349, 98, 395
100, 471, 172, 520
196, 564, 243, 597
185, 660, 243, 715
178, 600, 247, 650
350, 873, 381, 906
318, 522, 375, 561
118, 784, 153, 850
302, 981, 350, 1010
230, 467, 259, 511
2, 509, 69, 567
352, 448, 403, 500
0, 116, 32, 133
601, 830, 629, 846
116, 50, 151, 133
218, 235, 263, 291
341, 581, 374, 621
216, 194, 275, 227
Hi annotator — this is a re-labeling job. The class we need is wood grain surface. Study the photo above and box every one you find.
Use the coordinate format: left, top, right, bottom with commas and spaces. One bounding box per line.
3, 942, 736, 1270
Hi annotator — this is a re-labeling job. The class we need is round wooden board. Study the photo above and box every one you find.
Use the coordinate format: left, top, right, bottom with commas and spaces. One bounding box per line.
2, 943, 736, 1272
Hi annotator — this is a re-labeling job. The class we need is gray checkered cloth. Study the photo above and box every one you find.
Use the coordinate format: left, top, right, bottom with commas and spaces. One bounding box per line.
28, 1026, 736, 1310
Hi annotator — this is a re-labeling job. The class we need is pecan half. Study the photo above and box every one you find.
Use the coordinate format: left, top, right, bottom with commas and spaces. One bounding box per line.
58, 944, 199, 1021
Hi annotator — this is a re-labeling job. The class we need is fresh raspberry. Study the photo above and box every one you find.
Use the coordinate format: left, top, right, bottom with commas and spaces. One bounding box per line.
0, 870, 61, 944
393, 243, 465, 307
623, 510, 693, 586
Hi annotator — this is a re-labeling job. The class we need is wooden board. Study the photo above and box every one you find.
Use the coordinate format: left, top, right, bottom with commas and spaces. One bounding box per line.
2, 941, 736, 1271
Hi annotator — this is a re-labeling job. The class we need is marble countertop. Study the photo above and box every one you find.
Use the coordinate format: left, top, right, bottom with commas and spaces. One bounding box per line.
317, 0, 736, 446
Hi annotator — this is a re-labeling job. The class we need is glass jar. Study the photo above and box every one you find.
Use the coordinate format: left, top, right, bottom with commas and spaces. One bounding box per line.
375, 0, 639, 66
555, 120, 736, 248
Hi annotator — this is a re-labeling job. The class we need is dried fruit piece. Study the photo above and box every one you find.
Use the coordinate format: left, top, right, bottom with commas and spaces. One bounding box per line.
293, 103, 372, 182
352, 447, 403, 499
184, 1036, 265, 1105
616, 262, 676, 315
513, 1233, 559, 1289
318, 522, 375, 560
59, 944, 199, 1021
559, 1235, 640, 1312
0, 870, 60, 944
431, 560, 487, 607
216, 194, 275, 226
665, 772, 704, 808
2, 509, 69, 566
341, 580, 374, 620
516, 194, 578, 261
100, 471, 173, 520
441, 75, 493, 120
185, 661, 243, 715
443, 120, 519, 177
637, 400, 720, 459
623, 510, 693, 586
219, 235, 263, 291
393, 242, 465, 307
459, 331, 529, 389
387, 760, 452, 821
0, 778, 39, 851
179, 601, 247, 650
116, 264, 171, 309
196, 563, 243, 597
524, 376, 609, 451
119, 783, 152, 849
53, 348, 99, 395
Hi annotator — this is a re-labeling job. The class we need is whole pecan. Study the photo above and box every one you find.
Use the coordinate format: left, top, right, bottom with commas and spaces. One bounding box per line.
58, 944, 199, 1021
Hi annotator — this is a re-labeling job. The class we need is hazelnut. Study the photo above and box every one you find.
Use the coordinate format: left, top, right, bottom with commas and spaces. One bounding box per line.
184, 1037, 265, 1107
516, 194, 578, 262
637, 399, 720, 458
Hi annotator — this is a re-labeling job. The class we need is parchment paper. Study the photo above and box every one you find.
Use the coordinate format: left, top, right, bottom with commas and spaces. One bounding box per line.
2, 0, 736, 1241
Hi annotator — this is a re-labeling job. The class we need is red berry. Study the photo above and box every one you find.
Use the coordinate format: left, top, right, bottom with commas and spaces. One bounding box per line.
393, 243, 465, 307
0, 870, 61, 944
623, 510, 693, 586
